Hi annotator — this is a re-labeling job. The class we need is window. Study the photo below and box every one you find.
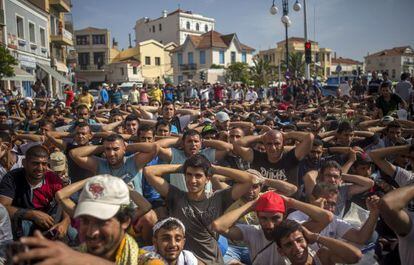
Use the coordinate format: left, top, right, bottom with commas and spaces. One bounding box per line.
92, 35, 105, 45
16, 16, 24, 39
29, 22, 35, 43
155, 57, 161, 66
178, 75, 184, 83
231, 51, 236, 63
145, 56, 151, 65
78, 52, 90, 69
196, 23, 200, 31
121, 67, 124, 76
188, 52, 194, 64
177, 53, 183, 65
76, 35, 89, 45
392, 69, 396, 79
242, 52, 247, 63
40, 28, 46, 47
93, 52, 105, 69
152, 25, 155, 32
133, 67, 137, 75
205, 24, 208, 32
186, 21, 190, 30
159, 24, 162, 31
219, 51, 225, 64
199, 50, 206, 65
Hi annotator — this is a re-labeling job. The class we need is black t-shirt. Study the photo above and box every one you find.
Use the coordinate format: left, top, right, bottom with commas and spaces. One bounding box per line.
66, 143, 95, 183
368, 79, 382, 94
376, 94, 403, 116
250, 148, 300, 186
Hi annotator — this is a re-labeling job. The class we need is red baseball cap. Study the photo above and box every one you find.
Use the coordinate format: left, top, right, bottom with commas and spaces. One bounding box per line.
255, 192, 286, 214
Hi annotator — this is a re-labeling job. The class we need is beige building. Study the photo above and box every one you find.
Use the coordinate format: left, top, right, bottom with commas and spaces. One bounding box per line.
330, 56, 363, 76
74, 27, 119, 87
171, 30, 255, 84
0, 1, 5, 45
365, 46, 414, 81
258, 37, 332, 79
107, 39, 176, 84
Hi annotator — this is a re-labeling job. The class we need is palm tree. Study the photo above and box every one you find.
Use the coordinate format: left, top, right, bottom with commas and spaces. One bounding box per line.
280, 52, 305, 78
250, 58, 272, 87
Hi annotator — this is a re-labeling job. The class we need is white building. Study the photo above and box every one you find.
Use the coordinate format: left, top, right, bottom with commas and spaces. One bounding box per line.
171, 30, 255, 84
134, 9, 215, 46
330, 56, 363, 76
365, 46, 414, 81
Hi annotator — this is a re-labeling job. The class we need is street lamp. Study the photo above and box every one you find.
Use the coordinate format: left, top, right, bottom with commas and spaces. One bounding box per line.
270, 0, 310, 79
270, 0, 301, 77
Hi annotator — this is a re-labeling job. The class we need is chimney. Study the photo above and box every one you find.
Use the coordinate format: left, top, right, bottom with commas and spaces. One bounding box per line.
162, 10, 168, 18
112, 38, 119, 50
128, 33, 132, 48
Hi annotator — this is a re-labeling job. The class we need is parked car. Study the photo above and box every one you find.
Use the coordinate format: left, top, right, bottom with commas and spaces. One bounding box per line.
321, 75, 358, 97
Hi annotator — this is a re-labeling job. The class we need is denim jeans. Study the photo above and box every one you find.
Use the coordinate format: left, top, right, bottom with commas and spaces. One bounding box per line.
223, 244, 252, 265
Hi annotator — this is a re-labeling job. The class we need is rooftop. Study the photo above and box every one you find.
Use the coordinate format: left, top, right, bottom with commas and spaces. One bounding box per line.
332, 57, 363, 65
365, 46, 414, 58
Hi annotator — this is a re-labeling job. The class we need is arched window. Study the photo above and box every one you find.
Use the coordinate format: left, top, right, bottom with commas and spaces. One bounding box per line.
186, 21, 190, 30
205, 24, 208, 32
196, 23, 200, 31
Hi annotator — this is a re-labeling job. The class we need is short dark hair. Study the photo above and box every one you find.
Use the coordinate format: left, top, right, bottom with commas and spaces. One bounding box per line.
320, 160, 342, 177
38, 120, 55, 130
114, 204, 135, 226
124, 114, 139, 124
162, 100, 174, 108
182, 129, 201, 142
313, 138, 324, 147
401, 72, 410, 81
182, 154, 211, 177
25, 145, 49, 160
312, 182, 339, 199
138, 124, 154, 135
0, 132, 11, 142
380, 82, 390, 89
0, 111, 7, 117
155, 120, 171, 131
337, 121, 353, 134
273, 219, 303, 247
386, 120, 401, 131
104, 134, 125, 143
75, 122, 91, 131
76, 104, 89, 112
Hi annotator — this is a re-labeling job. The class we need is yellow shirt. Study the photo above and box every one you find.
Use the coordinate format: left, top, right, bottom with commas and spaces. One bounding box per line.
77, 93, 94, 108
149, 88, 163, 103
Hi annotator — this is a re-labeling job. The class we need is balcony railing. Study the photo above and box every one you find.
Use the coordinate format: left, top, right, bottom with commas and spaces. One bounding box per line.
50, 28, 73, 46
403, 61, 414, 66
0, 9, 5, 26
180, 63, 197, 71
76, 64, 106, 71
50, 0, 71, 13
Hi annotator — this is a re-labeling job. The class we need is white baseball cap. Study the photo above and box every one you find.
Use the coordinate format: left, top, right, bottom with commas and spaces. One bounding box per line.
216, 111, 230, 123
74, 175, 130, 220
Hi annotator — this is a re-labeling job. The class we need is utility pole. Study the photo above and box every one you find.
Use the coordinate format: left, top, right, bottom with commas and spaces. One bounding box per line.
304, 0, 310, 80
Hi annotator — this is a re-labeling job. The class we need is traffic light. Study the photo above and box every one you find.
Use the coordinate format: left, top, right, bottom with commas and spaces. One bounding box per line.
305, 41, 312, 64
200, 71, 205, 81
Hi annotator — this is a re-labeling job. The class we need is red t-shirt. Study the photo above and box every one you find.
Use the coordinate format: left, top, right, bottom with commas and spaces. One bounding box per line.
64, 90, 75, 107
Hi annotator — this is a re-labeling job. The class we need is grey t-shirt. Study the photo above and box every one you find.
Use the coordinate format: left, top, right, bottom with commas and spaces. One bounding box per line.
167, 185, 234, 265
398, 211, 414, 265
335, 184, 350, 218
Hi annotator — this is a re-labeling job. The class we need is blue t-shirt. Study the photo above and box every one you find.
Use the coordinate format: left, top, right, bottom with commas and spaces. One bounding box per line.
141, 156, 163, 204
96, 155, 143, 194
100, 89, 109, 103
164, 87, 174, 102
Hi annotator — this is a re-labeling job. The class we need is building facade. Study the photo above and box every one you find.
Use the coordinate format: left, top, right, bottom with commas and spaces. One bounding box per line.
0, 0, 5, 45
365, 46, 414, 81
3, 0, 50, 96
171, 30, 255, 84
258, 37, 332, 79
107, 39, 176, 84
330, 56, 363, 76
135, 9, 215, 46
74, 27, 119, 88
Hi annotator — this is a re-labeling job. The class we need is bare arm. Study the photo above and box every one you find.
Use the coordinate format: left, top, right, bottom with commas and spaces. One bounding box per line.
233, 135, 261, 163
55, 179, 89, 217
379, 184, 414, 236
369, 145, 409, 177
263, 178, 297, 196
284, 131, 314, 160
69, 145, 103, 173
212, 165, 254, 201
143, 164, 181, 197
342, 173, 375, 197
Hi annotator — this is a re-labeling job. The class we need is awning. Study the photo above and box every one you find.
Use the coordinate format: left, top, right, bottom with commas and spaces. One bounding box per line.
37, 63, 72, 85
55, 61, 69, 73
2, 66, 36, 82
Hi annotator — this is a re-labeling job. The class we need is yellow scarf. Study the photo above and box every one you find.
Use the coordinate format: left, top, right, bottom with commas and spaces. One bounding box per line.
115, 234, 140, 265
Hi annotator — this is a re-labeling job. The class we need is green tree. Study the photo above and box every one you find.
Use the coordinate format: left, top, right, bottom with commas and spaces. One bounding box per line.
0, 46, 18, 80
250, 58, 273, 87
225, 62, 250, 84
210, 64, 225, 69
281, 52, 305, 78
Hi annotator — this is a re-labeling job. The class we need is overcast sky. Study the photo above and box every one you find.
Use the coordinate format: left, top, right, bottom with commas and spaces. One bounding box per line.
72, 0, 414, 61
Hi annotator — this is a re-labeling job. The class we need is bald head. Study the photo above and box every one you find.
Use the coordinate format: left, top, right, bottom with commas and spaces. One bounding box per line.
262, 130, 284, 158
263, 130, 283, 142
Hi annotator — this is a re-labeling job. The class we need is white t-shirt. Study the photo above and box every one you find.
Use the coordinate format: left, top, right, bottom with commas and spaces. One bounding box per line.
287, 210, 353, 251
236, 224, 284, 265
143, 246, 198, 265
245, 90, 258, 102
398, 211, 414, 265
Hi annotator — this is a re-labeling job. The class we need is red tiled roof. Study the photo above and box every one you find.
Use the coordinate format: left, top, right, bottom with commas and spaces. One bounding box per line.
332, 57, 363, 65
366, 46, 414, 58
173, 31, 255, 52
